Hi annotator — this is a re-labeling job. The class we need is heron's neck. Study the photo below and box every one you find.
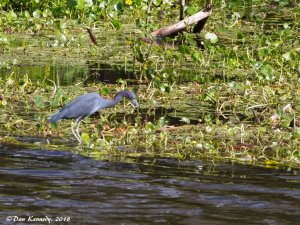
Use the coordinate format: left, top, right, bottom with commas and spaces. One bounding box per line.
102, 92, 125, 108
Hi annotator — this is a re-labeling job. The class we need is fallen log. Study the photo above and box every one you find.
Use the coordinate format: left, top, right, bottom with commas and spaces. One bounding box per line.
151, 0, 212, 38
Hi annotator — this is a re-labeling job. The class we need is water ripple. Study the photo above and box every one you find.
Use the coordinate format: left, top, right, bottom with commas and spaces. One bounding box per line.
0, 145, 299, 225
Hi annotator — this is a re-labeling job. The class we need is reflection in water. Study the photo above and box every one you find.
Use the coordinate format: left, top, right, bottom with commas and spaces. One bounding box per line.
0, 64, 88, 85
86, 62, 134, 84
0, 62, 134, 86
0, 144, 299, 225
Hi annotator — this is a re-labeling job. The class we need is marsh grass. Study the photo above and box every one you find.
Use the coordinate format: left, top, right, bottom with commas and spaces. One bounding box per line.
0, 0, 299, 168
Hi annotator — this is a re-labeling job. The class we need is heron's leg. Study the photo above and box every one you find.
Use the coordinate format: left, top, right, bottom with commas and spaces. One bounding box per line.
71, 118, 82, 143
71, 121, 77, 140
71, 120, 80, 143
75, 119, 83, 142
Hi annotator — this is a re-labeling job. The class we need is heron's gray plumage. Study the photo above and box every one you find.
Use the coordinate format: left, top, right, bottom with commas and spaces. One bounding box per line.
48, 90, 139, 142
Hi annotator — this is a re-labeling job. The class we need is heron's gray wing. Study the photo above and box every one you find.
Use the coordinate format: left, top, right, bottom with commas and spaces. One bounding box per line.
58, 93, 102, 119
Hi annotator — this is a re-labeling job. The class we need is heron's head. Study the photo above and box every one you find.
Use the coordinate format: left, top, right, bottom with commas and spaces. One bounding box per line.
127, 91, 139, 108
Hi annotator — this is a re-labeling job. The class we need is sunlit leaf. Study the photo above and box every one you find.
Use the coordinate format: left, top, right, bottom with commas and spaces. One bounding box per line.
146, 122, 156, 132
153, 0, 162, 6
6, 11, 17, 22
1, 99, 7, 106
180, 117, 190, 124
265, 160, 280, 165
191, 51, 202, 61
32, 10, 41, 19
282, 51, 297, 61
81, 133, 90, 144
160, 83, 171, 93
76, 0, 93, 10
205, 126, 212, 133
24, 11, 30, 18
205, 32, 218, 43
283, 23, 290, 29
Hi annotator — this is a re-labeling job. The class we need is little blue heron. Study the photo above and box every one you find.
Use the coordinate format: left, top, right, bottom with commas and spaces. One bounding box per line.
48, 90, 139, 143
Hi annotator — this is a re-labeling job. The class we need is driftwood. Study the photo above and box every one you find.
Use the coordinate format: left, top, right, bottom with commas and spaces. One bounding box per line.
151, 0, 212, 38
86, 1, 212, 46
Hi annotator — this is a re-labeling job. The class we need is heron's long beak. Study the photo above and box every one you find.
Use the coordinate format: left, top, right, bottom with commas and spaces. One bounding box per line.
131, 99, 139, 108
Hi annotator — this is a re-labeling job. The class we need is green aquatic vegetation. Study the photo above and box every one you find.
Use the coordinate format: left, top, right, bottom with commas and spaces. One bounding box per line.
0, 76, 300, 167
0, 33, 10, 52
0, 0, 299, 168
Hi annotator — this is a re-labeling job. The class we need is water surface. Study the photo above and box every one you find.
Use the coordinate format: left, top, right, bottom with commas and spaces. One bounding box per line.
0, 144, 299, 225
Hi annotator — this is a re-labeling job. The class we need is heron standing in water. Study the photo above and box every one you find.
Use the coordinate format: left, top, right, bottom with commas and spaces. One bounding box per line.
48, 90, 139, 143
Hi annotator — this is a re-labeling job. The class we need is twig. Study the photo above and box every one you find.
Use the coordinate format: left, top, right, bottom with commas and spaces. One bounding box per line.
86, 27, 98, 46
251, 109, 260, 123
180, 0, 185, 21
146, 0, 154, 24
47, 79, 57, 98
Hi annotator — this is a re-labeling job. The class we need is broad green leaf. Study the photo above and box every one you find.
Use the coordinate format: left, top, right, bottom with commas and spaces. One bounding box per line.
185, 6, 198, 16
191, 51, 202, 61
179, 44, 190, 54
111, 19, 121, 29
50, 89, 62, 107
34, 96, 45, 109
260, 64, 273, 80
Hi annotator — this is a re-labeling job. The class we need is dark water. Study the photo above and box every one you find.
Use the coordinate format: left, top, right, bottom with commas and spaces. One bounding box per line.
0, 145, 299, 225
0, 62, 134, 86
